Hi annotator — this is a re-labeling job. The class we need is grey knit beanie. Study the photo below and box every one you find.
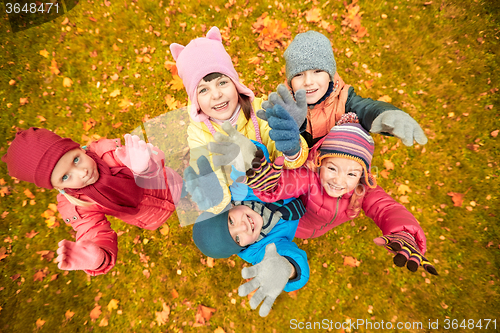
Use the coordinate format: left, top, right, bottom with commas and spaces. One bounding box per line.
284, 31, 336, 86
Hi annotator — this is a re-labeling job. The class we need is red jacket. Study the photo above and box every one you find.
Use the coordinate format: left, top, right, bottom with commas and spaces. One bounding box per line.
254, 167, 427, 254
57, 139, 183, 276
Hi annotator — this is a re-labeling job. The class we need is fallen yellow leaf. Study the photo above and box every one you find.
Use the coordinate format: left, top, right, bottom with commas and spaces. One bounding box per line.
397, 184, 412, 195
110, 89, 121, 97
39, 49, 49, 58
378, 95, 392, 103
63, 77, 73, 87
107, 299, 119, 312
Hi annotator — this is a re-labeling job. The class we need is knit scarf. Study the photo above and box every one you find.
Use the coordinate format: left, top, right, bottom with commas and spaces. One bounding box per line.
64, 151, 144, 215
233, 198, 306, 242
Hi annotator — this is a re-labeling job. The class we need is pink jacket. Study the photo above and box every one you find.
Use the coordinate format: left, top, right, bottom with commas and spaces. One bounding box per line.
57, 139, 183, 276
254, 168, 427, 254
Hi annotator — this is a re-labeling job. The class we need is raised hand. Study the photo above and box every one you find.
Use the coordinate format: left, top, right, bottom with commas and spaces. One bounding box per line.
115, 134, 154, 174
238, 243, 292, 317
183, 155, 224, 211
258, 84, 307, 129
371, 110, 428, 146
260, 105, 301, 156
236, 149, 284, 192
374, 231, 438, 275
56, 239, 105, 271
208, 121, 257, 173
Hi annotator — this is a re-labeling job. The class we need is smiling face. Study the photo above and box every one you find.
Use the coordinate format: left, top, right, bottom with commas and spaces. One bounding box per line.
50, 148, 99, 190
319, 156, 363, 198
290, 69, 331, 104
227, 205, 263, 247
196, 74, 239, 121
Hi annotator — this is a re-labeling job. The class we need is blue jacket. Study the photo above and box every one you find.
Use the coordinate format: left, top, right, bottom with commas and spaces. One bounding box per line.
229, 142, 310, 292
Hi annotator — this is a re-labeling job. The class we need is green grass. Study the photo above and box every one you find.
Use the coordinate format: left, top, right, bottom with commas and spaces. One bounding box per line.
1, 0, 499, 332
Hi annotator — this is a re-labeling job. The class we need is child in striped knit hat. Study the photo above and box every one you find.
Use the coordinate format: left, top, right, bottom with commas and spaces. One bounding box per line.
242, 114, 438, 276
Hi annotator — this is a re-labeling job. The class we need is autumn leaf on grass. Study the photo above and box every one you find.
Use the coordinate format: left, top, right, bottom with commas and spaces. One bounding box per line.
380, 169, 390, 179
26, 230, 39, 238
99, 317, 108, 327
491, 130, 499, 138
83, 118, 97, 131
36, 250, 55, 262
107, 299, 119, 312
63, 77, 73, 87
110, 89, 121, 98
50, 59, 60, 75
164, 61, 178, 75
33, 269, 47, 281
248, 56, 261, 65
399, 196, 410, 204
447, 192, 465, 207
112, 43, 120, 51
378, 95, 392, 103
112, 122, 123, 129
155, 302, 170, 326
119, 97, 133, 108
305, 8, 321, 23
36, 318, 46, 329
160, 223, 169, 236
207, 257, 215, 268
24, 188, 35, 199
252, 13, 291, 52
165, 94, 180, 110
383, 160, 394, 170
343, 256, 361, 267
0, 247, 8, 261
9, 79, 16, 85
20, 97, 29, 106
397, 184, 412, 195
169, 75, 184, 91
40, 49, 49, 58
193, 304, 216, 327
90, 305, 102, 321
65, 310, 75, 321
171, 289, 179, 299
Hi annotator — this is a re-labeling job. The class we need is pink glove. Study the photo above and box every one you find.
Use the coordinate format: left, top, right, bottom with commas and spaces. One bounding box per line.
57, 239, 105, 271
115, 134, 153, 174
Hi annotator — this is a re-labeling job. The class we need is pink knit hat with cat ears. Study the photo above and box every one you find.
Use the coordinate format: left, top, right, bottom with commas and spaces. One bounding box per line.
170, 26, 255, 122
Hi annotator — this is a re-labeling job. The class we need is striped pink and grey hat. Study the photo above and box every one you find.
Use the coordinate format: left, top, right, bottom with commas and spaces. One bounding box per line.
316, 123, 376, 188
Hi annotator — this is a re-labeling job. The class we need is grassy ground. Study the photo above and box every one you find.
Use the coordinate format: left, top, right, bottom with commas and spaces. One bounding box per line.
0, 0, 499, 332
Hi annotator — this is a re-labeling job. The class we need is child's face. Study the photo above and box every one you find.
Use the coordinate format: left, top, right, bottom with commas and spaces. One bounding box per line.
291, 69, 331, 104
319, 157, 363, 197
50, 148, 99, 190
196, 74, 239, 120
227, 205, 263, 247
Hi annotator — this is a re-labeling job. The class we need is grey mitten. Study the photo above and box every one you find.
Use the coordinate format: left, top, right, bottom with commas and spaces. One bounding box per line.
183, 155, 223, 211
258, 84, 307, 129
208, 121, 257, 172
371, 110, 428, 146
238, 243, 292, 317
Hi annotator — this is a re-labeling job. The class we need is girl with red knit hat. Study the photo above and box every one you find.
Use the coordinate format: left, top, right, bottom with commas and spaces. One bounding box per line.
2, 128, 183, 276
169, 26, 309, 215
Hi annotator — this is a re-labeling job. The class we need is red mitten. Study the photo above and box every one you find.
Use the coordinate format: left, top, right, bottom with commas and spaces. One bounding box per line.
56, 239, 106, 271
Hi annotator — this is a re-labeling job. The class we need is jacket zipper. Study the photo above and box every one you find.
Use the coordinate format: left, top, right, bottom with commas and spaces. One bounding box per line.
311, 195, 342, 238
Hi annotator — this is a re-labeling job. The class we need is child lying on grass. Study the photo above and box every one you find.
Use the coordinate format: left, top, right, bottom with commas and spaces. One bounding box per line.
2, 128, 183, 276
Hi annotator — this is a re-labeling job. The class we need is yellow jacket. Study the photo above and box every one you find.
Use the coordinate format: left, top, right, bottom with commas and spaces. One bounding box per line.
187, 97, 308, 214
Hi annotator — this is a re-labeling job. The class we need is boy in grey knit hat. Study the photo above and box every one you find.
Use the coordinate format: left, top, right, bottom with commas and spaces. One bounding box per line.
260, 30, 428, 149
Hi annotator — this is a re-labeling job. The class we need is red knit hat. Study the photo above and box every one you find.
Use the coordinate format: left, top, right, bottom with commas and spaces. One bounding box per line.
1, 128, 80, 189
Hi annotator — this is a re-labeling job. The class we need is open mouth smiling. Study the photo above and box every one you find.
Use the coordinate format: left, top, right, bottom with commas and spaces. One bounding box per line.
212, 102, 228, 110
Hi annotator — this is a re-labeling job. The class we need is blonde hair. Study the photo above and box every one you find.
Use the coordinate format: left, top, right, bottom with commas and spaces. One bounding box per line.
61, 192, 94, 207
